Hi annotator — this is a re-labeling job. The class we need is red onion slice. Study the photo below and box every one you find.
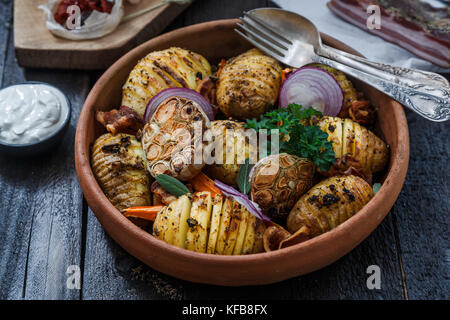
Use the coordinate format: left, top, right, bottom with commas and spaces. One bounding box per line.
279, 67, 344, 116
214, 180, 270, 222
143, 88, 214, 123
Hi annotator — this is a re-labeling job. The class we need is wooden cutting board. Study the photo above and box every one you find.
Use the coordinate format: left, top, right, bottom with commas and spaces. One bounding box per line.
14, 0, 191, 70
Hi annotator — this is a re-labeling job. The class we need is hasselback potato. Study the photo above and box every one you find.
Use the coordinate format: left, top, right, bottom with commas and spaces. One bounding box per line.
153, 191, 265, 255
286, 175, 373, 236
122, 47, 212, 117
216, 48, 282, 120
203, 120, 257, 186
91, 133, 151, 211
317, 116, 388, 173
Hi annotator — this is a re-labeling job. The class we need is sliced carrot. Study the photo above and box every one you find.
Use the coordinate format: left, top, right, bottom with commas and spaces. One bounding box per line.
189, 172, 222, 197
279, 68, 293, 109
216, 58, 227, 77
122, 205, 164, 221
281, 68, 291, 84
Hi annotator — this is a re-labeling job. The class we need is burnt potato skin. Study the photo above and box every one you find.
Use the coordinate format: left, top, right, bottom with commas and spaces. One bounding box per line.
250, 153, 315, 220
122, 47, 212, 118
216, 48, 282, 120
287, 175, 373, 237
91, 133, 151, 211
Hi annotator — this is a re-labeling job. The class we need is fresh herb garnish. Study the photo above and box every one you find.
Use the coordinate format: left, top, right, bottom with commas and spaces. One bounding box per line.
289, 103, 323, 121
283, 123, 335, 172
245, 104, 335, 172
245, 104, 321, 135
237, 158, 253, 195
155, 174, 190, 197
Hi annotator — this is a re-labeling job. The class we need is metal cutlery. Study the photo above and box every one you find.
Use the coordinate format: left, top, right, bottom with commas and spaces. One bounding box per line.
235, 8, 450, 122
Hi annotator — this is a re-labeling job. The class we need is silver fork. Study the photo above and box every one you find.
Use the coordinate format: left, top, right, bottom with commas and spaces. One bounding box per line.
235, 11, 450, 122
238, 10, 449, 89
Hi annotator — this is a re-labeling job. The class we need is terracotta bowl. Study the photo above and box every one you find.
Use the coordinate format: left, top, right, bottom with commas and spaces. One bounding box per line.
75, 19, 409, 286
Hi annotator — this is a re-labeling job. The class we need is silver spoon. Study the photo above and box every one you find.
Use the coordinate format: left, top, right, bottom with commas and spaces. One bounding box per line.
322, 45, 450, 88
242, 8, 449, 89
235, 8, 450, 122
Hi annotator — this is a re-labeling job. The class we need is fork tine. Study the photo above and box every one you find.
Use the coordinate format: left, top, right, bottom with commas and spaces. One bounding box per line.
243, 12, 293, 45
234, 28, 287, 63
236, 23, 287, 56
241, 16, 289, 50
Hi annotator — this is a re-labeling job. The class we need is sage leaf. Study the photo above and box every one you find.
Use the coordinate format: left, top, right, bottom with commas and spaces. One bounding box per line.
237, 158, 253, 195
155, 174, 190, 197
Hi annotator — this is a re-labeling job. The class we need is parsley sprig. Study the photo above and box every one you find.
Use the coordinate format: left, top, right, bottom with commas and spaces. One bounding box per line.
245, 104, 335, 172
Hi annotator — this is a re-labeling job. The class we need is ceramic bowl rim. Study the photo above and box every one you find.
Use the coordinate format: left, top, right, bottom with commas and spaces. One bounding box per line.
75, 18, 409, 285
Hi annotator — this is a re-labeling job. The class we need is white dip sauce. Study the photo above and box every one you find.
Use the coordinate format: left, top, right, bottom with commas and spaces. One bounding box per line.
0, 84, 69, 145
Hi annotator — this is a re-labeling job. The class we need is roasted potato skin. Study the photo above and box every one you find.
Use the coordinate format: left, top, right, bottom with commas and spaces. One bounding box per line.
286, 175, 373, 237
317, 116, 389, 173
122, 47, 212, 117
216, 48, 282, 120
185, 192, 213, 253
152, 191, 266, 255
91, 133, 151, 214
203, 120, 257, 186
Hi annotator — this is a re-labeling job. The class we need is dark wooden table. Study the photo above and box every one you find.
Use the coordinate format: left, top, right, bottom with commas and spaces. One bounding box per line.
0, 0, 448, 300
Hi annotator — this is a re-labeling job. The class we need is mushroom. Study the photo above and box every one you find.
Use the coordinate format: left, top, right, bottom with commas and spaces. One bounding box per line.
263, 222, 310, 252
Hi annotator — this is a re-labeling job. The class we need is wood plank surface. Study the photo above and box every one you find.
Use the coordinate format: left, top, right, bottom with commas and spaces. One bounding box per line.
0, 0, 90, 299
0, 0, 31, 299
79, 0, 404, 300
80, 0, 277, 300
18, 69, 89, 299
392, 111, 450, 299
0, 0, 11, 87
14, 0, 191, 69
81, 209, 183, 300
182, 214, 404, 300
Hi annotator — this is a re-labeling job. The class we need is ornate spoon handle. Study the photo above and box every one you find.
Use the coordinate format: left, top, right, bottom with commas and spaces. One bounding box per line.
314, 55, 450, 122
320, 45, 450, 90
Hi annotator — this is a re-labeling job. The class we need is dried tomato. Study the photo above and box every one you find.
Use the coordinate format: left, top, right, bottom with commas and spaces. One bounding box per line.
54, 0, 113, 26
